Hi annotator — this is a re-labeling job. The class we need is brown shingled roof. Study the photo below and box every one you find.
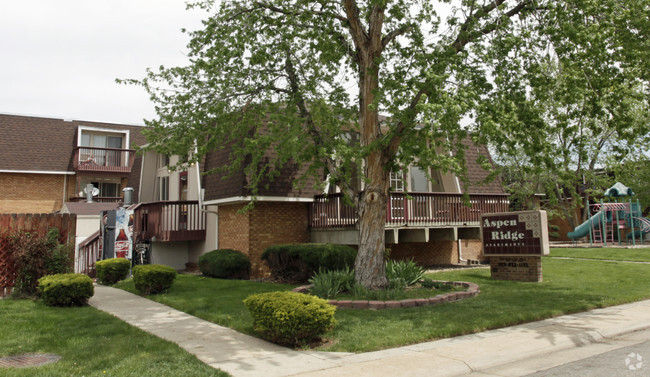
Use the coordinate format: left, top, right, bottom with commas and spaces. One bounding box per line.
0, 113, 147, 172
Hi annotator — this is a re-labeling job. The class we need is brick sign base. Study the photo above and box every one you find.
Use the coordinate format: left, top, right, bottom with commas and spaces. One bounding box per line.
490, 256, 542, 282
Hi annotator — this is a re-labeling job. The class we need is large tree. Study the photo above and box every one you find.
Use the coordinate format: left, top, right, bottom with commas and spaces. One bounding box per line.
126, 0, 649, 289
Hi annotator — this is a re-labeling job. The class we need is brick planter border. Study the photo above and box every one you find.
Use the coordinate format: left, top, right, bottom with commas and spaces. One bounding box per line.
291, 280, 480, 310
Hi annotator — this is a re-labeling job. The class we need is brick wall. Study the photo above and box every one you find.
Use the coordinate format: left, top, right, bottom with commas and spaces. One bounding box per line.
0, 173, 75, 213
458, 239, 485, 262
218, 204, 251, 256
388, 241, 458, 266
388, 238, 486, 267
218, 202, 310, 278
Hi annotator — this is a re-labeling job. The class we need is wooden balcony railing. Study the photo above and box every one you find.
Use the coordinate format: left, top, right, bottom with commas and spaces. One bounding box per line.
73, 146, 136, 174
133, 201, 206, 243
68, 196, 123, 203
310, 192, 510, 229
77, 230, 102, 278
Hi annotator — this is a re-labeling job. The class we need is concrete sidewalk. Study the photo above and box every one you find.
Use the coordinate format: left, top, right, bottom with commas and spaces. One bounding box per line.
89, 285, 650, 377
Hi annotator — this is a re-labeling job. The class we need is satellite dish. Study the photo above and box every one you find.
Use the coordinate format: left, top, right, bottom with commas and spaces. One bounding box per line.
84, 186, 100, 197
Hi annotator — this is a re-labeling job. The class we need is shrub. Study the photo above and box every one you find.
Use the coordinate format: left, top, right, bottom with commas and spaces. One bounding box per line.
96, 258, 131, 285
198, 249, 251, 279
421, 278, 451, 290
6, 228, 73, 295
133, 264, 177, 295
261, 244, 357, 282
38, 273, 94, 307
308, 267, 355, 299
244, 291, 336, 347
386, 259, 425, 289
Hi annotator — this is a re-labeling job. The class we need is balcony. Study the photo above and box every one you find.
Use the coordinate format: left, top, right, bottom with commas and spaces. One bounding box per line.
68, 196, 124, 203
73, 146, 136, 175
310, 192, 510, 229
133, 201, 206, 243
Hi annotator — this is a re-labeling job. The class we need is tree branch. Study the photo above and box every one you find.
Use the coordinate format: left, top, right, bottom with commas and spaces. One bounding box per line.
382, 24, 413, 50
343, 0, 369, 47
253, 1, 348, 22
284, 49, 355, 197
452, 0, 532, 52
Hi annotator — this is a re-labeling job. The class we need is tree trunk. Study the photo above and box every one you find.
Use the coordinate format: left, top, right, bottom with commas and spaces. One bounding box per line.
344, 2, 389, 289
355, 149, 389, 289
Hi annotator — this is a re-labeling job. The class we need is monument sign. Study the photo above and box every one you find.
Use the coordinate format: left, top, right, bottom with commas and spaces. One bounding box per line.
481, 210, 549, 282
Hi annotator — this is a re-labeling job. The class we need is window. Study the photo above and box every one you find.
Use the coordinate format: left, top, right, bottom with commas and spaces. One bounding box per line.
79, 131, 125, 166
179, 172, 188, 201
90, 182, 120, 198
430, 170, 444, 192
390, 171, 404, 192
158, 154, 170, 169
410, 166, 429, 192
158, 176, 169, 201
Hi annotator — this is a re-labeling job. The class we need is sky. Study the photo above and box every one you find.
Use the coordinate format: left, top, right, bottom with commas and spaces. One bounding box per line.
0, 1, 208, 125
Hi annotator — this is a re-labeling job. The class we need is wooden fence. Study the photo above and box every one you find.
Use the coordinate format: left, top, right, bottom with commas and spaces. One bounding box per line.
0, 213, 76, 297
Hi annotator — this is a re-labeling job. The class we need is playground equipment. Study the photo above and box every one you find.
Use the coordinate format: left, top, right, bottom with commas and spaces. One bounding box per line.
567, 182, 650, 246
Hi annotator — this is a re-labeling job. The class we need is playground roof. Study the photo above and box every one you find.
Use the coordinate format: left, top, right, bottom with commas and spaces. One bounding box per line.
604, 182, 635, 197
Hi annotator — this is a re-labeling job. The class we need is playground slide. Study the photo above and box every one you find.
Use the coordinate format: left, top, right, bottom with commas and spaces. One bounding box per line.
567, 211, 605, 240
627, 217, 650, 239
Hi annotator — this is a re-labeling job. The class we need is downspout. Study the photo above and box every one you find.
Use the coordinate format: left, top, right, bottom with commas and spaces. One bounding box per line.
195, 152, 218, 250
457, 238, 466, 263
62, 174, 68, 207
195, 147, 218, 216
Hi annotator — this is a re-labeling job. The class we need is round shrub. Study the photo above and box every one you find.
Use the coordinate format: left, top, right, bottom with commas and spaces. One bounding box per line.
95, 258, 131, 285
199, 249, 251, 279
132, 264, 177, 295
261, 244, 357, 283
38, 273, 94, 307
243, 291, 337, 347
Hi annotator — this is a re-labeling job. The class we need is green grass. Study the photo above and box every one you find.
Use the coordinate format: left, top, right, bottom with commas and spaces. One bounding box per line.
114, 275, 297, 336
0, 299, 229, 377
549, 247, 650, 262
113, 253, 650, 353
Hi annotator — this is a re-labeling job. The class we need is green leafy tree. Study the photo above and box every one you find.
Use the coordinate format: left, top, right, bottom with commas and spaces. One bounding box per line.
493, 57, 649, 229
124, 0, 649, 289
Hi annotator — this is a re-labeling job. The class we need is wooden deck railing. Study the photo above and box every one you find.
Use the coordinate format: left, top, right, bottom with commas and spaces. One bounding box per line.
68, 196, 123, 203
310, 192, 510, 229
73, 146, 136, 174
77, 230, 102, 277
133, 201, 206, 243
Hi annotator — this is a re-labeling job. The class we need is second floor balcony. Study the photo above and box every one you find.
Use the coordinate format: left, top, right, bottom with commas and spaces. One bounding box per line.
73, 146, 136, 175
310, 192, 510, 229
132, 201, 206, 243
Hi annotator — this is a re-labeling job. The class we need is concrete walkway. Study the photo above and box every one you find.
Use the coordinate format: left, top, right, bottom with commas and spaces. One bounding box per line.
89, 285, 650, 377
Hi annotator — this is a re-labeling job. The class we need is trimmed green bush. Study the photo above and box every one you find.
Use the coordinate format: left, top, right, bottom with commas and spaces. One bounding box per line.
132, 264, 177, 295
96, 258, 131, 285
38, 273, 94, 307
261, 244, 356, 282
199, 249, 251, 279
244, 291, 337, 347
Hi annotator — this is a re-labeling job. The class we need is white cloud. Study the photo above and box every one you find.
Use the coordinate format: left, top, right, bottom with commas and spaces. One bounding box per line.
0, 0, 206, 125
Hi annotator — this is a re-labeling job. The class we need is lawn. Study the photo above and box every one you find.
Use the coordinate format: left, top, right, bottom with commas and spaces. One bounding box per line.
0, 299, 229, 377
115, 249, 650, 353
549, 246, 650, 262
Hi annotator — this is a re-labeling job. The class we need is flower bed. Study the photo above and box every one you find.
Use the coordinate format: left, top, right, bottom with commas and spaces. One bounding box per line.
291, 280, 480, 310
